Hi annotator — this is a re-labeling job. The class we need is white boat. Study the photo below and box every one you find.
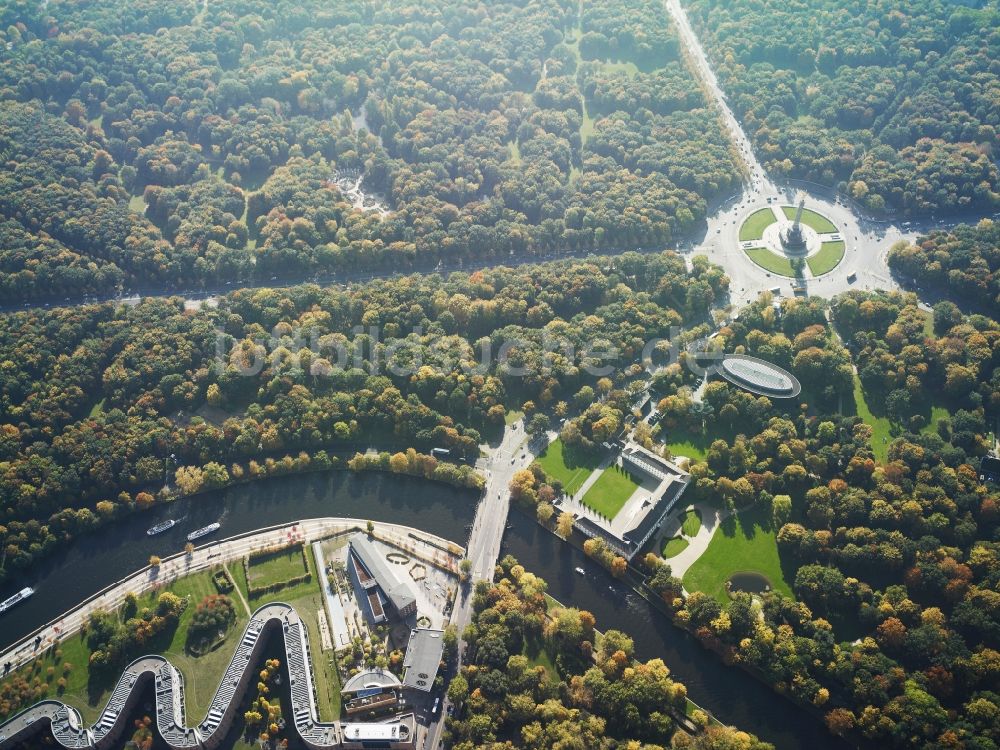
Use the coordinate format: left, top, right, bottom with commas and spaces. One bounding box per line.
0, 587, 34, 615
186, 522, 220, 542
146, 519, 177, 536
575, 567, 585, 575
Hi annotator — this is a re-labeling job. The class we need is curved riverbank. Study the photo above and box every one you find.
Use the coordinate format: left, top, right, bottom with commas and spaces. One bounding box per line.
0, 518, 461, 675
1, 471, 847, 750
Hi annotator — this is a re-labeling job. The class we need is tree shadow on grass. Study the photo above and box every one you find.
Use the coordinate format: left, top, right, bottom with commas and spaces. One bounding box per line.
559, 442, 601, 472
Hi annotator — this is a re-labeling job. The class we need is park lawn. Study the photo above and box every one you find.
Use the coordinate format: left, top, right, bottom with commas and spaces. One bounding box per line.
580, 103, 597, 143
681, 509, 702, 537
781, 205, 837, 233
808, 241, 845, 275
745, 247, 795, 277
662, 536, 689, 558
247, 546, 308, 588
601, 60, 640, 78
522, 636, 558, 680
661, 422, 730, 462
850, 374, 951, 460
536, 438, 597, 495
279, 553, 342, 721
850, 374, 893, 462
682, 504, 794, 605
922, 405, 951, 435
739, 208, 777, 241
505, 409, 524, 425
579, 466, 640, 519
508, 140, 522, 166
920, 308, 934, 337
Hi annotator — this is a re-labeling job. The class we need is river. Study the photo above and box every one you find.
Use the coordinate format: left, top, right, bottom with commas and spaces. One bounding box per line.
0, 472, 847, 750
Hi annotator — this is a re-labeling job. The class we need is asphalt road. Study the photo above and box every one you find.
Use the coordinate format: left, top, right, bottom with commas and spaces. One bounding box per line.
664, 0, 928, 309
423, 420, 541, 749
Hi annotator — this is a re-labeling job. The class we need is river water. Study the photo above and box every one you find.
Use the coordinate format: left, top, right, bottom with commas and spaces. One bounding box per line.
0, 472, 847, 750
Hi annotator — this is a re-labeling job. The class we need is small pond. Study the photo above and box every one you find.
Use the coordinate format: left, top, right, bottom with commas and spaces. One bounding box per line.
728, 571, 772, 594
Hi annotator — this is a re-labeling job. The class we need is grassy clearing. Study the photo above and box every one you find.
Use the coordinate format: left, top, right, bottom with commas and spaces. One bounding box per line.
536, 438, 597, 495
739, 208, 777, 241
681, 509, 702, 537
580, 103, 597, 143
601, 60, 640, 78
922, 406, 951, 435
522, 636, 557, 680
88, 398, 106, 417
127, 194, 145, 214
849, 374, 893, 462
579, 465, 640, 519
246, 546, 307, 588
661, 423, 724, 461
662, 536, 689, 558
848, 373, 952, 460
781, 205, 837, 233
920, 308, 935, 337
682, 504, 794, 604
808, 241, 845, 275
508, 140, 522, 166
745, 247, 796, 277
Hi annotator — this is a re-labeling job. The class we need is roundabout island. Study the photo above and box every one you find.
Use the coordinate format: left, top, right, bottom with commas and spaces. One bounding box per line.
738, 200, 846, 279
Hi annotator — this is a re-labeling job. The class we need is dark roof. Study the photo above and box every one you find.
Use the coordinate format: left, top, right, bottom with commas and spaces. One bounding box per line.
349, 534, 416, 614
401, 629, 444, 692
623, 479, 687, 549
575, 516, 631, 556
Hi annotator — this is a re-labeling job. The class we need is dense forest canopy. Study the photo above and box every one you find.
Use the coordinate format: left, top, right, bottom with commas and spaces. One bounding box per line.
0, 0, 738, 303
447, 557, 774, 749
685, 0, 1000, 216
0, 251, 726, 581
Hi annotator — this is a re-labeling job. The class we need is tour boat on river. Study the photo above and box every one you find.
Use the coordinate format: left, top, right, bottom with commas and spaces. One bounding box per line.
0, 587, 34, 616
186, 522, 221, 542
146, 519, 177, 536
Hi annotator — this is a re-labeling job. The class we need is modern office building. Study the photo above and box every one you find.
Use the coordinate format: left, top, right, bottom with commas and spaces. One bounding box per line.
348, 533, 418, 623
341, 669, 403, 717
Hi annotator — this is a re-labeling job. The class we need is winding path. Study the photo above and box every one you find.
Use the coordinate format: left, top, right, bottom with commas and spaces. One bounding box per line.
656, 502, 733, 586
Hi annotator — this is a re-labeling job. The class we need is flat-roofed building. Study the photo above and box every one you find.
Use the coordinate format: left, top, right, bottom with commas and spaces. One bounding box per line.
348, 534, 417, 623
401, 628, 444, 692
713, 354, 801, 398
339, 714, 415, 749
342, 669, 402, 717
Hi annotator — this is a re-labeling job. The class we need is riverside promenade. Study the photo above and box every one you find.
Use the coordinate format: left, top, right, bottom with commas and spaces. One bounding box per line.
0, 518, 463, 677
